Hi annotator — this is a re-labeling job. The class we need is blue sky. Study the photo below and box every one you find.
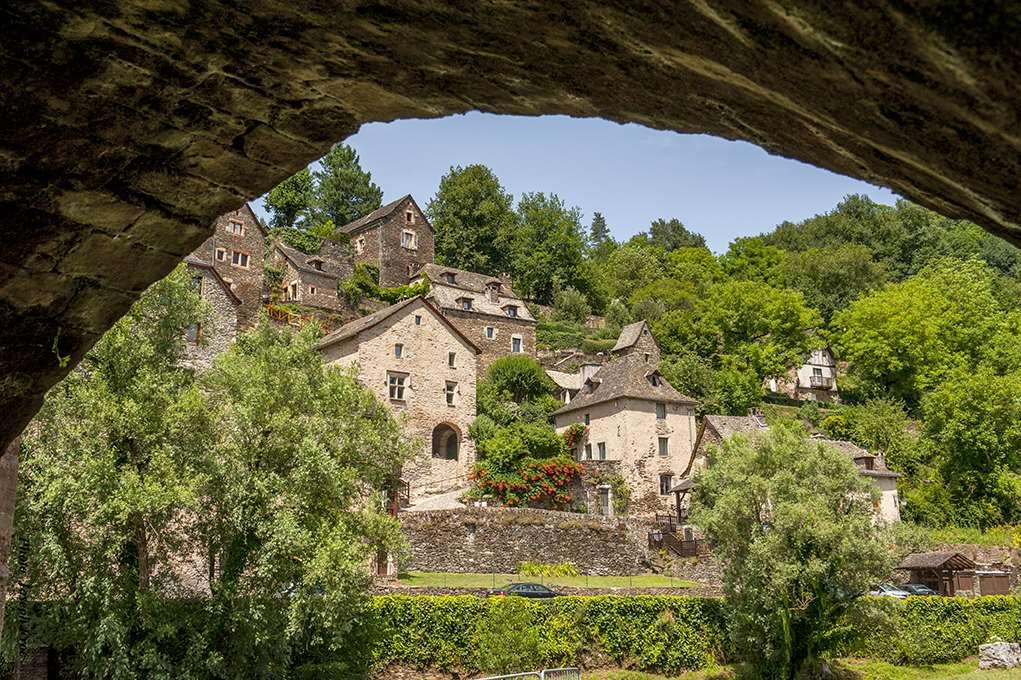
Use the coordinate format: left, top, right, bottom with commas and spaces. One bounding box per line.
252, 112, 898, 253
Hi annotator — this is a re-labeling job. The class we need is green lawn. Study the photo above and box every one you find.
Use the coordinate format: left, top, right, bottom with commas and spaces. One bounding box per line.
397, 571, 697, 590
582, 658, 1017, 680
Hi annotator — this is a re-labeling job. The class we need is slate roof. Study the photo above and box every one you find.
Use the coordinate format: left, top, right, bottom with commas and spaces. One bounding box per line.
553, 353, 696, 415
317, 296, 481, 353
546, 369, 585, 392
336, 194, 430, 235
275, 242, 345, 278
897, 552, 976, 571
184, 255, 242, 305
810, 435, 900, 478
703, 415, 769, 440
416, 263, 536, 322
611, 320, 649, 353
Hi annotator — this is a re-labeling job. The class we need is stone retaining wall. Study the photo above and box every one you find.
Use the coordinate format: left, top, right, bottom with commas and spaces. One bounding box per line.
400, 506, 655, 575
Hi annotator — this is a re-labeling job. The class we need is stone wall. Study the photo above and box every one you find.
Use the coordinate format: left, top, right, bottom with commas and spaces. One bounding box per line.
378, 199, 434, 286
194, 206, 266, 329
442, 309, 537, 374
181, 263, 239, 370
400, 506, 655, 575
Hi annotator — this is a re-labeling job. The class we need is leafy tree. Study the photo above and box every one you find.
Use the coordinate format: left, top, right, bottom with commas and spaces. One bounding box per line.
604, 298, 631, 331
820, 398, 917, 472
645, 217, 707, 251
511, 193, 588, 304
833, 259, 1002, 408
483, 355, 557, 404
720, 237, 786, 286
666, 247, 724, 291
589, 211, 610, 247
552, 285, 591, 324
312, 143, 383, 227
16, 270, 411, 677
691, 425, 898, 679
427, 164, 517, 274
781, 243, 888, 319
919, 369, 1021, 528
604, 244, 666, 302
629, 278, 697, 315
265, 167, 314, 229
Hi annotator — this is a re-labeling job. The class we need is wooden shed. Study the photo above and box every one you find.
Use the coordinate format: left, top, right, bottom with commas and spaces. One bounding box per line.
896, 551, 977, 596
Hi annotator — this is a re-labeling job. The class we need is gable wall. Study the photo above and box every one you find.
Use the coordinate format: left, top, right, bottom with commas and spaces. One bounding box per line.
182, 264, 238, 370
321, 300, 477, 499
207, 207, 265, 328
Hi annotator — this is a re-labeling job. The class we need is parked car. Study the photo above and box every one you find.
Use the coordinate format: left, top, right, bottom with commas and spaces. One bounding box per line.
901, 583, 940, 596
868, 583, 912, 598
494, 583, 559, 598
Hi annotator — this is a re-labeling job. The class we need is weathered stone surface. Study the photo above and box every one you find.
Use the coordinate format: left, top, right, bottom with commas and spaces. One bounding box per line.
1, 2, 1020, 449
400, 506, 656, 575
979, 641, 1021, 669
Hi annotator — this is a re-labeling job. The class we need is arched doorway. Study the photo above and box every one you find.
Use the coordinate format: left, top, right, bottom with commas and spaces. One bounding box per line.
431, 423, 460, 460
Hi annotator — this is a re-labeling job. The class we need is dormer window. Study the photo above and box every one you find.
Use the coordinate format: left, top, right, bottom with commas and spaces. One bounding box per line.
505, 305, 519, 318
648, 373, 661, 387
401, 230, 417, 250
459, 297, 474, 311
309, 258, 324, 271
405, 210, 414, 225
444, 272, 456, 284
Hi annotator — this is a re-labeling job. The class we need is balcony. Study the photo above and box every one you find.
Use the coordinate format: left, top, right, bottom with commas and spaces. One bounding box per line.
808, 375, 834, 389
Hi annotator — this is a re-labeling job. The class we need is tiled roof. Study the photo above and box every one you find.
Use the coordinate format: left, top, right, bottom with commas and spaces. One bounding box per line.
553, 353, 696, 415
275, 242, 345, 278
611, 320, 649, 353
704, 415, 768, 439
545, 369, 584, 391
336, 194, 424, 235
417, 263, 536, 322
897, 551, 976, 571
317, 296, 481, 353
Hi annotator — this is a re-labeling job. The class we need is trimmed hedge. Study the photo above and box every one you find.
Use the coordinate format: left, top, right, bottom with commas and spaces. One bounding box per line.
842, 596, 1021, 665
370, 595, 726, 674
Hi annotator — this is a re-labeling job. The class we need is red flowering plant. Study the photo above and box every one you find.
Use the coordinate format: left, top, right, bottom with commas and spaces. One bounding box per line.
471, 456, 582, 508
562, 422, 589, 450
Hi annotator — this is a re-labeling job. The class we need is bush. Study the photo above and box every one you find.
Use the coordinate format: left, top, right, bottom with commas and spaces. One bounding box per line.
553, 286, 591, 324
340, 263, 430, 305
842, 596, 1021, 665
517, 561, 580, 577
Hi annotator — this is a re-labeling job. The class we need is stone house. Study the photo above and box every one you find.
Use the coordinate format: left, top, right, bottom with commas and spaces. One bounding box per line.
338, 194, 435, 286
181, 256, 241, 370
547, 360, 602, 404
318, 296, 479, 501
552, 352, 698, 516
414, 263, 537, 373
766, 348, 840, 403
674, 415, 901, 524
269, 241, 352, 311
189, 204, 268, 329
611, 320, 661, 364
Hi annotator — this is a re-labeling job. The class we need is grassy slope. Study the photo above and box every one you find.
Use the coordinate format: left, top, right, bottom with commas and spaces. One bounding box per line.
398, 571, 697, 589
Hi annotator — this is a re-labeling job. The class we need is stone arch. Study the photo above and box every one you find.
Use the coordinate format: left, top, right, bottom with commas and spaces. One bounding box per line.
431, 423, 461, 461
1, 3, 1020, 449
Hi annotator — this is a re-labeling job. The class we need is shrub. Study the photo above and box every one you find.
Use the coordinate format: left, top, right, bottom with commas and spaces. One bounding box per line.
517, 561, 580, 577
553, 286, 591, 324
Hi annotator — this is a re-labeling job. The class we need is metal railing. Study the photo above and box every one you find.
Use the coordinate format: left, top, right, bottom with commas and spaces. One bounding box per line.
808, 375, 834, 388
476, 670, 580, 680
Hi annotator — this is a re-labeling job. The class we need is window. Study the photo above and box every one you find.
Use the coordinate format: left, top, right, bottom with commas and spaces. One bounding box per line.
448, 351, 456, 368
505, 305, 518, 318
584, 444, 592, 460
310, 259, 323, 271
656, 402, 666, 419
659, 474, 674, 495
511, 336, 522, 353
648, 373, 661, 387
445, 381, 457, 406
485, 326, 494, 339
190, 275, 203, 292
584, 413, 590, 425
444, 272, 456, 284
394, 343, 404, 358
231, 251, 250, 268
460, 297, 473, 311
387, 372, 407, 401
309, 285, 317, 295
288, 282, 298, 300
597, 442, 606, 460
401, 230, 417, 249
415, 314, 422, 325
355, 237, 365, 254
214, 247, 226, 262
658, 437, 669, 457
813, 367, 823, 377
405, 210, 414, 224
225, 219, 244, 236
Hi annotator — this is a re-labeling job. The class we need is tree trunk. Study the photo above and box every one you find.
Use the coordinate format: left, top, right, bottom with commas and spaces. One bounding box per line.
135, 521, 150, 592
0, 438, 20, 635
